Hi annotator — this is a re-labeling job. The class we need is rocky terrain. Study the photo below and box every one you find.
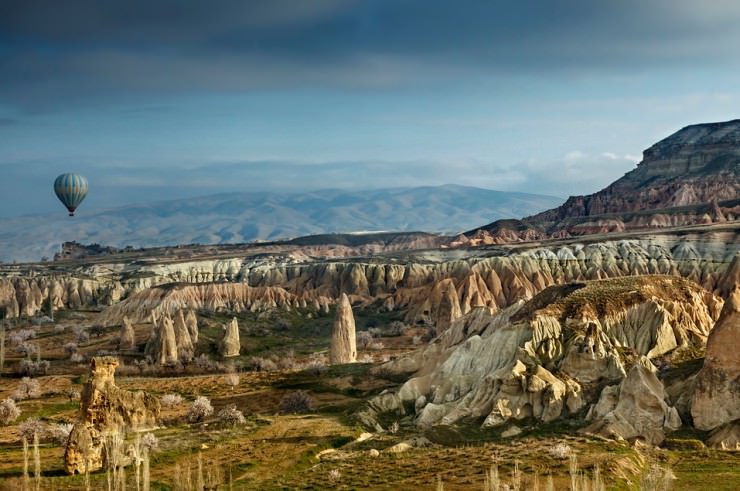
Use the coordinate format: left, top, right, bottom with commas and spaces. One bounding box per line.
466, 120, 740, 243
360, 276, 721, 445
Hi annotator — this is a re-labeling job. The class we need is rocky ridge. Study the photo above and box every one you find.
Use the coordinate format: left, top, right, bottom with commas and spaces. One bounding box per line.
359, 276, 721, 445
468, 119, 740, 243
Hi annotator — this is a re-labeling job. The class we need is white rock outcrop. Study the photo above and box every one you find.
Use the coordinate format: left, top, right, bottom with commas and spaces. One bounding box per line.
330, 293, 357, 364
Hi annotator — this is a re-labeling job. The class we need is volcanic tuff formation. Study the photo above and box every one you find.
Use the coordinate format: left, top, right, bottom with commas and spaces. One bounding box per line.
330, 293, 357, 364
219, 317, 241, 357
468, 119, 740, 243
64, 357, 160, 474
359, 276, 720, 445
118, 315, 135, 351
691, 286, 740, 448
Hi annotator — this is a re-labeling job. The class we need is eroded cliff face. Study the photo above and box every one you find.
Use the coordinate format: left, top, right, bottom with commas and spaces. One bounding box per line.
1, 230, 737, 330
359, 276, 720, 445
469, 120, 740, 242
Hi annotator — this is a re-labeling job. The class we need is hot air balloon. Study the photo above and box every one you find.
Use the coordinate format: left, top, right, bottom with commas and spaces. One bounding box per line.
54, 173, 88, 216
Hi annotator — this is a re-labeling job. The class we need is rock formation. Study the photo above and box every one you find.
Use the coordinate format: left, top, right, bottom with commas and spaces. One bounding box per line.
330, 293, 357, 364
219, 317, 240, 357
64, 357, 160, 474
157, 315, 179, 365
362, 276, 719, 435
691, 286, 740, 446
118, 315, 135, 351
584, 360, 681, 445
185, 309, 199, 344
467, 119, 740, 242
173, 310, 194, 361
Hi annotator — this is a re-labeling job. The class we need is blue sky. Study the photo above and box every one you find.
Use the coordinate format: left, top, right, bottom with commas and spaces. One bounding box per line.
1, 0, 739, 217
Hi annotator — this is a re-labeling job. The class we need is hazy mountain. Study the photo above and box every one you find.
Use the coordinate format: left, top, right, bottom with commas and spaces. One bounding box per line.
0, 185, 561, 263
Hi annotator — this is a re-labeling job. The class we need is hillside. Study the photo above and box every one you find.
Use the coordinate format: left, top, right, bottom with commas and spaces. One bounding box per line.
466, 119, 740, 244
0, 185, 561, 263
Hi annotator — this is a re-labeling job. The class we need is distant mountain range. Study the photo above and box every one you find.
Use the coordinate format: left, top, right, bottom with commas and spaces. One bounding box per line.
0, 185, 562, 262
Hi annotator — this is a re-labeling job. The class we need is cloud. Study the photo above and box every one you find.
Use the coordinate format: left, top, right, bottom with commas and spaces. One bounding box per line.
2, 1, 740, 110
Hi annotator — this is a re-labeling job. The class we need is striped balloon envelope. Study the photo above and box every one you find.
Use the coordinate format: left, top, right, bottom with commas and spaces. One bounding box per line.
53, 173, 88, 216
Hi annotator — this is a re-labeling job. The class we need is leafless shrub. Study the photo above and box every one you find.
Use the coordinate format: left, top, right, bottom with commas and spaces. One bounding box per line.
369, 341, 385, 350
549, 442, 572, 459
186, 396, 214, 423
279, 391, 312, 414
54, 324, 66, 333
142, 432, 159, 451
19, 359, 49, 376
160, 393, 183, 408
412, 335, 423, 346
16, 342, 38, 357
14, 376, 41, 399
48, 423, 74, 445
328, 468, 341, 484
64, 342, 79, 356
0, 397, 21, 425
70, 352, 84, 363
9, 329, 37, 345
223, 373, 240, 389
194, 354, 223, 373
217, 405, 246, 426
387, 321, 407, 336
17, 418, 47, 442
277, 349, 297, 370
73, 326, 89, 345
357, 331, 373, 349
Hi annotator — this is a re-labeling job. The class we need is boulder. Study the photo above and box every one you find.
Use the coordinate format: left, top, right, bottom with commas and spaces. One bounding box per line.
330, 293, 356, 364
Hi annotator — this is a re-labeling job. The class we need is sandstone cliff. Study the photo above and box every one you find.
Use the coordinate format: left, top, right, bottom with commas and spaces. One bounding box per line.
64, 357, 160, 474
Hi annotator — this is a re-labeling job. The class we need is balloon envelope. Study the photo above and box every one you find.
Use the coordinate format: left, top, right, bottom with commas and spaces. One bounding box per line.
54, 173, 88, 216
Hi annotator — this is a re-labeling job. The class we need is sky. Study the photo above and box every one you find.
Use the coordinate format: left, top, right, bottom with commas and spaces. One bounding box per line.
1, 0, 740, 217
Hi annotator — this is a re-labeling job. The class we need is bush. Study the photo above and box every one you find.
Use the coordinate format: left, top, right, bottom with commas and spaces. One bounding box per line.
70, 352, 84, 363
279, 391, 313, 414
549, 442, 572, 459
186, 396, 214, 423
64, 342, 79, 356
19, 359, 49, 376
0, 398, 21, 425
48, 423, 74, 445
217, 405, 246, 426
14, 377, 41, 399
142, 432, 159, 450
356, 331, 373, 349
17, 417, 46, 442
160, 393, 183, 408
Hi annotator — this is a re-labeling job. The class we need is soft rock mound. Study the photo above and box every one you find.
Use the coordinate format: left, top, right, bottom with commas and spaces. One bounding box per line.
368, 276, 719, 438
64, 357, 159, 474
584, 360, 681, 445
691, 286, 740, 438
330, 293, 357, 364
219, 317, 241, 357
173, 310, 194, 361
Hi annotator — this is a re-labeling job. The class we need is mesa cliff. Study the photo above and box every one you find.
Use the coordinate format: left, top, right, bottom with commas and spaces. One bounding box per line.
467, 119, 740, 243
